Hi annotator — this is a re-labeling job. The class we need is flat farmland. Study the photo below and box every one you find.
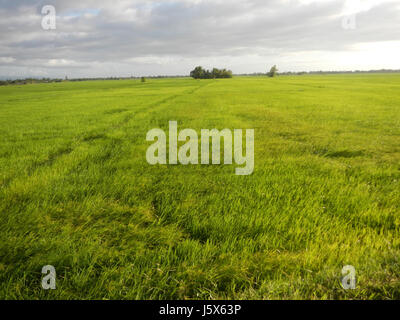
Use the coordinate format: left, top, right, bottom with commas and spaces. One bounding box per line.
0, 74, 399, 299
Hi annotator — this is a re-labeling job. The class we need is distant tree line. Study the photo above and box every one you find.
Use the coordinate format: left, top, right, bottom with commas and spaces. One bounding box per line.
190, 66, 233, 79
237, 69, 400, 77
279, 69, 400, 75
0, 78, 64, 86
2, 69, 400, 86
0, 75, 190, 86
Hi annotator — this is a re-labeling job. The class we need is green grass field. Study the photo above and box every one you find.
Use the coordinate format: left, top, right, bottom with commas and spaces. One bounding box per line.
0, 74, 399, 299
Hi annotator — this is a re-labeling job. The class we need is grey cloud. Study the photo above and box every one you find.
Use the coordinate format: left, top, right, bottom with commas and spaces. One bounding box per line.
0, 0, 399, 78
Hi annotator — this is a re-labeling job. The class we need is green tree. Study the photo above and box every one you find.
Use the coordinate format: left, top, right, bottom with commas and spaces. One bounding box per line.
268, 65, 278, 77
190, 66, 233, 79
212, 68, 219, 79
190, 66, 205, 79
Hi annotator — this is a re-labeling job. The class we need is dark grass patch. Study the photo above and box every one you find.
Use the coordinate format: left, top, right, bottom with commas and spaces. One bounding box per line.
104, 108, 129, 115
81, 132, 107, 142
32, 145, 74, 169
325, 150, 365, 158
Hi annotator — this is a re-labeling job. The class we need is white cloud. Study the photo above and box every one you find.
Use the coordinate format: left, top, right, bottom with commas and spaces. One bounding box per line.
0, 56, 15, 64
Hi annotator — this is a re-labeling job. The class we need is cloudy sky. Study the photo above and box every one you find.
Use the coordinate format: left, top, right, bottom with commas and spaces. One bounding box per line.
0, 0, 399, 78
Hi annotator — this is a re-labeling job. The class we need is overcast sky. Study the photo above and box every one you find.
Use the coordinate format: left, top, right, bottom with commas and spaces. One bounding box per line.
0, 0, 399, 78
